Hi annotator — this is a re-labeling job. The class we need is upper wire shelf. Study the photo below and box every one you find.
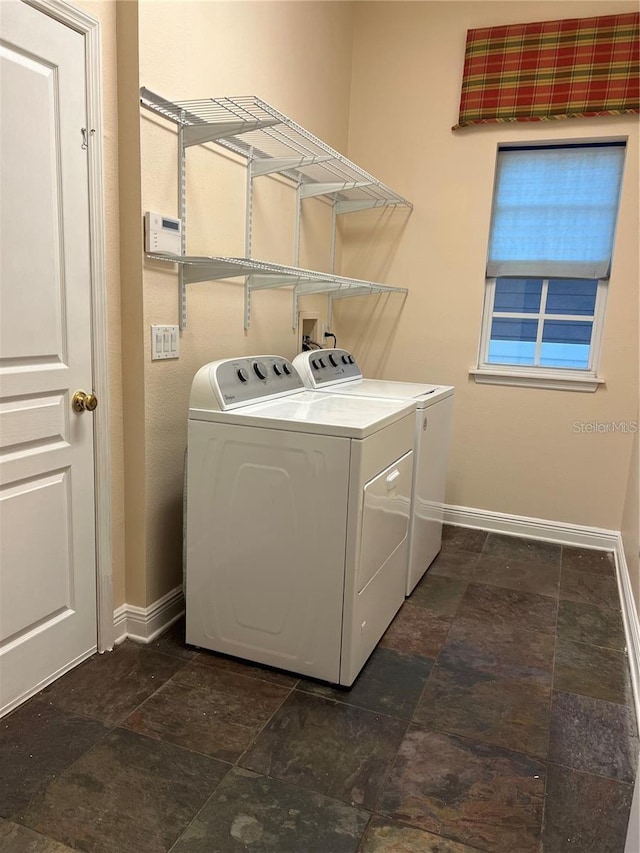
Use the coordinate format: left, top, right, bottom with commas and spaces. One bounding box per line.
140, 88, 412, 213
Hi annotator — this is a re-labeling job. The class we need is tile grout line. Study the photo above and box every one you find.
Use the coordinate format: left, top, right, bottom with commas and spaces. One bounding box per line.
232, 679, 298, 771
540, 547, 563, 844
545, 759, 636, 789
164, 766, 232, 853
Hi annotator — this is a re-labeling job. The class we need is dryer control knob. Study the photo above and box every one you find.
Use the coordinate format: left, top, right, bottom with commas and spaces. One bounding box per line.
273, 363, 282, 376
329, 353, 338, 367
318, 358, 326, 368
253, 361, 268, 380
342, 355, 349, 364
282, 362, 292, 375
237, 368, 249, 383
348, 355, 355, 364
311, 359, 319, 370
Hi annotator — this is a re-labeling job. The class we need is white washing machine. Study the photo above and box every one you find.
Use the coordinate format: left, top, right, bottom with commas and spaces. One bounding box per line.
185, 355, 415, 686
292, 349, 454, 595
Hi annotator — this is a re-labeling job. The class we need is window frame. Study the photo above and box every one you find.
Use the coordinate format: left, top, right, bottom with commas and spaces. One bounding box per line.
473, 277, 608, 392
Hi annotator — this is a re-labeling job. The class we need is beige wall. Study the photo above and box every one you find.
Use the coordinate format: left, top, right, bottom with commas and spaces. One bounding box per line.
115, 1, 147, 608
338, 0, 639, 533
133, 1, 356, 605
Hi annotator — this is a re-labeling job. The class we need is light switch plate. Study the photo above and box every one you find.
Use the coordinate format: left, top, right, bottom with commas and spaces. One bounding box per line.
151, 325, 179, 360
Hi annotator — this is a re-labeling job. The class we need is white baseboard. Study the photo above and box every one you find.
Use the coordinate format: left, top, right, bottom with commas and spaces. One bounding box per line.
113, 585, 184, 645
614, 534, 640, 734
444, 504, 640, 732
444, 504, 619, 550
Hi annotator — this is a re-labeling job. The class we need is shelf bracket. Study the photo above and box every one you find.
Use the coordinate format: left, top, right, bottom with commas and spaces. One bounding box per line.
251, 155, 333, 178
292, 286, 298, 331
329, 285, 409, 299
178, 120, 187, 329
183, 119, 279, 148
299, 181, 373, 200
330, 203, 337, 274
246, 156, 254, 257
244, 277, 251, 331
336, 198, 391, 214
294, 184, 302, 266
249, 275, 302, 290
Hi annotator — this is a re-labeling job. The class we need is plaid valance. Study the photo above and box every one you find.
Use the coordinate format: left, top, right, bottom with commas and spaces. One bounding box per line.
453, 12, 639, 130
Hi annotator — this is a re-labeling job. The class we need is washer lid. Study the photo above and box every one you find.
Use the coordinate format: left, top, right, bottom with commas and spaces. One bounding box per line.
311, 378, 454, 408
291, 349, 454, 407
190, 390, 416, 439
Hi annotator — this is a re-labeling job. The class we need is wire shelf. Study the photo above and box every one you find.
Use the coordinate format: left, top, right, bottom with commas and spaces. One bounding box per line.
140, 89, 412, 212
146, 253, 408, 297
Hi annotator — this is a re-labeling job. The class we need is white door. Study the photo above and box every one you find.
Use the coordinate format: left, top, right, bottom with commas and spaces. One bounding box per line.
0, 0, 97, 715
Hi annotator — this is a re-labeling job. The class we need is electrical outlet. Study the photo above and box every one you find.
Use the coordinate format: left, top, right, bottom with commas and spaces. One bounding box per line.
151, 325, 179, 360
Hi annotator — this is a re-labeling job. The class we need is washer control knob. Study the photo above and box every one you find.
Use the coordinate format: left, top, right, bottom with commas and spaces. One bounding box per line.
253, 361, 268, 380
318, 358, 326, 368
237, 368, 249, 383
348, 355, 355, 364
282, 362, 292, 375
273, 363, 282, 376
329, 353, 338, 367
342, 355, 349, 364
311, 359, 319, 370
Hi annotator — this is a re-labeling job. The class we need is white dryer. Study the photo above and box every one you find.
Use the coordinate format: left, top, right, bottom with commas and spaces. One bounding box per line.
292, 349, 454, 595
185, 355, 415, 686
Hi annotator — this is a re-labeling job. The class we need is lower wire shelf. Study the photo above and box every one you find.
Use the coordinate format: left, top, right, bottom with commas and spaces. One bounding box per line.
145, 253, 408, 329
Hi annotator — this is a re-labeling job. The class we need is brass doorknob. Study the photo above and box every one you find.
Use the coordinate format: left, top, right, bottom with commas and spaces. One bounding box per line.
72, 390, 98, 413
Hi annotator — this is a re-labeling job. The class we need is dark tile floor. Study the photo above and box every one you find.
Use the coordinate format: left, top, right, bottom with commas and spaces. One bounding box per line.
1, 527, 638, 852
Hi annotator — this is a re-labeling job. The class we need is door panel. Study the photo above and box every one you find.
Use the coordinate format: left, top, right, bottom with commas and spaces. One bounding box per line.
0, 42, 64, 361
0, 1, 97, 715
1, 471, 73, 642
0, 393, 67, 454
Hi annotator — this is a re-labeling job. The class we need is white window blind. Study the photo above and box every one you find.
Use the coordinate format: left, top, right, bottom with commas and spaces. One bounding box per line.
487, 143, 626, 280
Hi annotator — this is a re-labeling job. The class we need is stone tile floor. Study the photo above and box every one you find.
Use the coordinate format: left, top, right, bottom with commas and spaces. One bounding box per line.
1, 527, 638, 852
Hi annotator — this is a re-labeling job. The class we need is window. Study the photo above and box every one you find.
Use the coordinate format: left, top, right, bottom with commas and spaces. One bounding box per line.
474, 142, 626, 391
485, 277, 603, 370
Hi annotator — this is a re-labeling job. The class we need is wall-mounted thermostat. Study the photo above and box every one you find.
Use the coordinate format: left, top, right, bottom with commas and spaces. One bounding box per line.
145, 211, 182, 255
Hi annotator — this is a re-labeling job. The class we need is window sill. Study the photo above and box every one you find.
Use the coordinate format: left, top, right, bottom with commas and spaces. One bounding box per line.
469, 368, 604, 393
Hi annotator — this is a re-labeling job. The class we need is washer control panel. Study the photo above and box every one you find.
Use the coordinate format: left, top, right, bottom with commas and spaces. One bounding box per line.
292, 349, 362, 388
206, 356, 304, 410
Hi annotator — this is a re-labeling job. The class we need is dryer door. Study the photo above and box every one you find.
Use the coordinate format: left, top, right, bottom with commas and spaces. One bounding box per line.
359, 450, 413, 593
341, 449, 413, 686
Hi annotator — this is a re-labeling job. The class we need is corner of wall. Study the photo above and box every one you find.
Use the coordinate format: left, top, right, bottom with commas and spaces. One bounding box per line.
116, 0, 147, 609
